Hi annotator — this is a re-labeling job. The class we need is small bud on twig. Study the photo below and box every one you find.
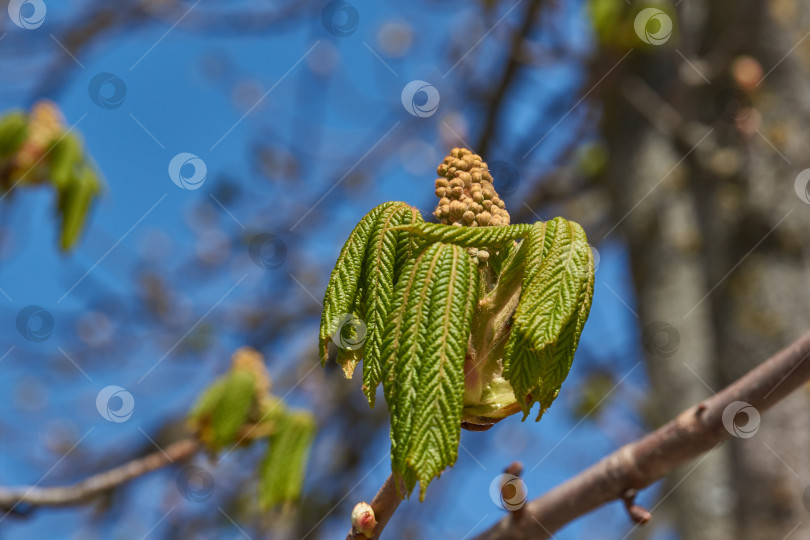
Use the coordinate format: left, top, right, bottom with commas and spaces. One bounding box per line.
621, 489, 652, 525
351, 502, 377, 538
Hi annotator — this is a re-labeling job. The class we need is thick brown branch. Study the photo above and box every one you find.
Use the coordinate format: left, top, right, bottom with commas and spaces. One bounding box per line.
474, 330, 810, 539
0, 438, 200, 511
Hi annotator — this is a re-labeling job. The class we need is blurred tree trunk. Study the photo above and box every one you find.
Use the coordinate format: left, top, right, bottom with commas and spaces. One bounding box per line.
598, 1, 810, 539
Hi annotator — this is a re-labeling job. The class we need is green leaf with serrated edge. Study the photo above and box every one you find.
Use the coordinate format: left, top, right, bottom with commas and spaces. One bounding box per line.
361, 203, 423, 407
408, 243, 477, 500
189, 370, 256, 450
522, 219, 557, 290
503, 218, 593, 418
488, 241, 514, 279
259, 411, 316, 507
392, 222, 532, 248
507, 220, 591, 418
531, 246, 594, 417
517, 219, 582, 340
393, 212, 425, 283
489, 222, 546, 303
332, 281, 369, 378
381, 242, 477, 500
380, 247, 430, 494
319, 202, 398, 371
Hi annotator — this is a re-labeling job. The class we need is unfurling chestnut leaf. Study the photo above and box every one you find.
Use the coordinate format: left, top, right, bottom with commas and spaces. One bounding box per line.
319, 148, 595, 500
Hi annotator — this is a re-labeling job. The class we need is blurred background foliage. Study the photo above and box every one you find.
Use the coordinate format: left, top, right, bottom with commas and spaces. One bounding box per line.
0, 101, 101, 250
1, 1, 809, 539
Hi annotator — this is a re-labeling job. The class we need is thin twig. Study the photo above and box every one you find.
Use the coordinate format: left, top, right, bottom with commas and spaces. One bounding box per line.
0, 438, 200, 511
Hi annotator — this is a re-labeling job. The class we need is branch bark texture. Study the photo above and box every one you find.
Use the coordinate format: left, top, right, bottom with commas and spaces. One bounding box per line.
474, 330, 810, 539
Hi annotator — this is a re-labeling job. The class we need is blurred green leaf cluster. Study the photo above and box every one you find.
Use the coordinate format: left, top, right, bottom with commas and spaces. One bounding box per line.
188, 347, 316, 508
0, 101, 102, 251
588, 0, 676, 48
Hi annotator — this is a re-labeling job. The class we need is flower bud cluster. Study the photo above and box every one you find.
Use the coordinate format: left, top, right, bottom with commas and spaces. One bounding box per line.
15, 101, 64, 174
433, 148, 510, 264
231, 347, 271, 398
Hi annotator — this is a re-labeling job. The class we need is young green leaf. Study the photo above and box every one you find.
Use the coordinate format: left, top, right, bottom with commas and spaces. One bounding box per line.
517, 218, 584, 342
319, 202, 397, 371
488, 222, 546, 303
532, 244, 595, 414
503, 218, 594, 419
259, 411, 316, 507
393, 222, 532, 248
380, 242, 478, 499
360, 203, 423, 407
522, 219, 556, 289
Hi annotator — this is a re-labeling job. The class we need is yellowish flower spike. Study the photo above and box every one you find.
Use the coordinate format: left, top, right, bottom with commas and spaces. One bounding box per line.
433, 148, 511, 265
